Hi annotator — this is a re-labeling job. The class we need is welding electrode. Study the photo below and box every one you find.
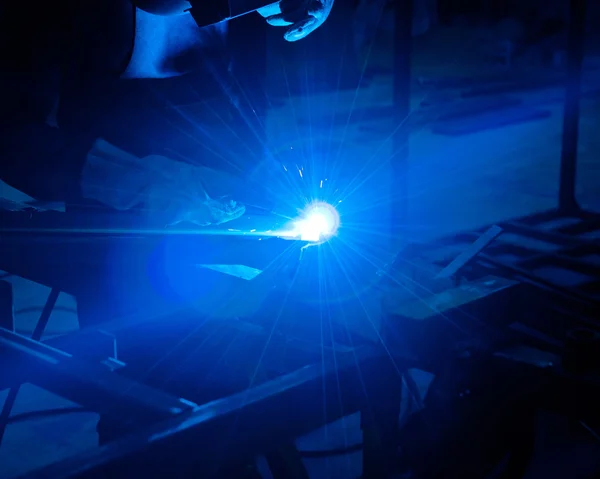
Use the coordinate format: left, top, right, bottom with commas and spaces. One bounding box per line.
133, 0, 280, 26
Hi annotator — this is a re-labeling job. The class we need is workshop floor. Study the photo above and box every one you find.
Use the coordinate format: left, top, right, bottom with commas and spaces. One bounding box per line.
2, 20, 600, 479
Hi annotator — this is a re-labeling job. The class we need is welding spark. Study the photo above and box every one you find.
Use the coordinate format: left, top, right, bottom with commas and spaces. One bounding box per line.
281, 201, 340, 243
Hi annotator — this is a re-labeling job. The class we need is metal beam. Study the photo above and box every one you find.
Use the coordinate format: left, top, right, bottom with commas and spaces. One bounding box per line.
0, 327, 195, 422
558, 0, 587, 213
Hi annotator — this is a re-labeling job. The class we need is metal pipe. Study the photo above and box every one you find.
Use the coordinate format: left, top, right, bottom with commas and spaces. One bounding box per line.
558, 0, 587, 213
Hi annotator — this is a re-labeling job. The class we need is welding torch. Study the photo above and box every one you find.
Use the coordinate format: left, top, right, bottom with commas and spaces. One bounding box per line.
188, 0, 282, 27
133, 0, 285, 26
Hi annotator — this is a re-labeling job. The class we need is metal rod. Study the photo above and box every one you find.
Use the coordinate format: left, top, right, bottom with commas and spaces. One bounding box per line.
502, 221, 594, 248
558, 0, 587, 213
32, 288, 60, 341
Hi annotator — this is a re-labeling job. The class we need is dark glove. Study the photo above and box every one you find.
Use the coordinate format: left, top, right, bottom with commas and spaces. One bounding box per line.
258, 0, 334, 42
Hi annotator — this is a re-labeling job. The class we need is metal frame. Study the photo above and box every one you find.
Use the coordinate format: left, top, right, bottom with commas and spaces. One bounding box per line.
1, 315, 405, 479
400, 208, 600, 342
409, 209, 600, 298
0, 288, 59, 445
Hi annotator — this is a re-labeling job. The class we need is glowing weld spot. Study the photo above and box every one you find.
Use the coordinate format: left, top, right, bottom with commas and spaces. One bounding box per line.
291, 201, 340, 243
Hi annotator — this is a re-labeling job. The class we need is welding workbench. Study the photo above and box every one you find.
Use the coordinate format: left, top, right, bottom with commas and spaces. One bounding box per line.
0, 205, 395, 478
2, 201, 600, 479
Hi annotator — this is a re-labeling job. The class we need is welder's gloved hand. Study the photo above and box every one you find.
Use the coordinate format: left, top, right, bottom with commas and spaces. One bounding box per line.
81, 139, 246, 227
257, 0, 334, 42
168, 195, 246, 227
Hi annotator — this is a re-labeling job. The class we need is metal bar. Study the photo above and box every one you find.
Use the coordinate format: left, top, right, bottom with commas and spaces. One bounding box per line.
484, 242, 541, 259
0, 327, 195, 422
502, 222, 596, 249
516, 254, 600, 279
477, 253, 598, 307
0, 218, 305, 296
0, 209, 149, 232
516, 209, 565, 226
397, 209, 585, 259
0, 388, 18, 447
372, 5, 414, 475
43, 330, 119, 364
557, 216, 600, 236
436, 225, 503, 279
0, 288, 59, 446
437, 234, 598, 271
0, 280, 14, 332
0, 209, 283, 241
486, 209, 592, 228
17, 347, 391, 479
32, 288, 60, 341
558, 0, 587, 213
